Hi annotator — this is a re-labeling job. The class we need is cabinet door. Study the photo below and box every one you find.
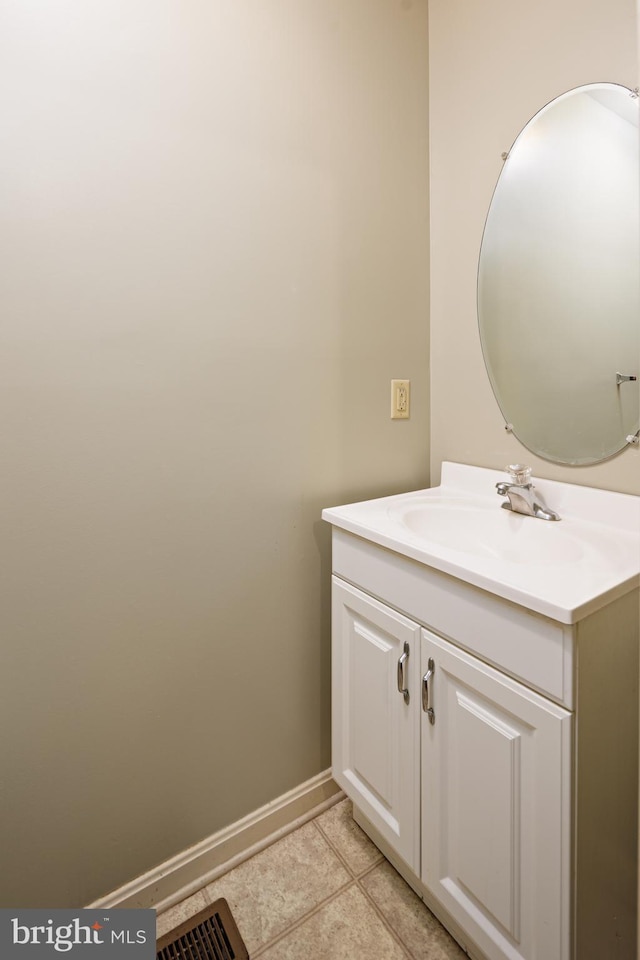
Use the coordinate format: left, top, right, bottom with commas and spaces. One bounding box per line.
332, 577, 420, 872
421, 629, 571, 960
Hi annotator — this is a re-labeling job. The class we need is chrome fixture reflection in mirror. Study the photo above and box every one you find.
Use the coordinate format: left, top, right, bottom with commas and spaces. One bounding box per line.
478, 83, 639, 465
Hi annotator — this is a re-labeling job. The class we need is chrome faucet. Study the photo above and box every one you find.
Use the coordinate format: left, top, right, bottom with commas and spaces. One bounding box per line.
496, 465, 560, 521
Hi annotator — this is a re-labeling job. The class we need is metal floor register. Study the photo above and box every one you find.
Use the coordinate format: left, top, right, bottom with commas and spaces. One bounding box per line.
156, 898, 249, 960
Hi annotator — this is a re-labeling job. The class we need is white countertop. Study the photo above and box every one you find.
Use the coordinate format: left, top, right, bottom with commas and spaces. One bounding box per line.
322, 462, 640, 623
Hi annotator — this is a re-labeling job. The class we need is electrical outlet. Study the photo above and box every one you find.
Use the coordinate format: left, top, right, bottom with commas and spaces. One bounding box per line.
391, 379, 410, 419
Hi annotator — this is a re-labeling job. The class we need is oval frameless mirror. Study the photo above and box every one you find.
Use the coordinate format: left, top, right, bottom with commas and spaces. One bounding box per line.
478, 83, 639, 465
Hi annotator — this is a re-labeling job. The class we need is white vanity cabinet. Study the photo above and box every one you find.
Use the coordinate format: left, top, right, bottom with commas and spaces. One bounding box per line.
327, 525, 638, 960
332, 573, 573, 960
324, 463, 639, 960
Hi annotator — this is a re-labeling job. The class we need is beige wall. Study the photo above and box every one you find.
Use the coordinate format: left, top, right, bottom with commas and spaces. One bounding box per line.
0, 1, 429, 906
429, 0, 639, 493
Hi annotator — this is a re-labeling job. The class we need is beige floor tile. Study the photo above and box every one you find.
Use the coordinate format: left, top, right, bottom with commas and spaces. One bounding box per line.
361, 860, 467, 960
201, 820, 351, 954
256, 883, 409, 960
314, 798, 384, 875
155, 889, 209, 940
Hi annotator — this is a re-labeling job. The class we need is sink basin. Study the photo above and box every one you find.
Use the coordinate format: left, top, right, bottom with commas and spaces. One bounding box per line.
322, 462, 640, 622
391, 498, 586, 565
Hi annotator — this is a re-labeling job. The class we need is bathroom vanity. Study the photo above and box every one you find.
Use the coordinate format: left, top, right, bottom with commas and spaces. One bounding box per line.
322, 462, 640, 960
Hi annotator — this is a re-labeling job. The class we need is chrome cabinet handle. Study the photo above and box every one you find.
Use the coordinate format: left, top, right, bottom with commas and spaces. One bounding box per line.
422, 658, 435, 724
397, 641, 410, 705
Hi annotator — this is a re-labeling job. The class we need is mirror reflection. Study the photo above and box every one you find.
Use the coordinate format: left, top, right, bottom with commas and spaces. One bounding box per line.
478, 83, 639, 465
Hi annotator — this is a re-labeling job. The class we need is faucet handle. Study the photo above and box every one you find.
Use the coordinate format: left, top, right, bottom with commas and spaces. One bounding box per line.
505, 464, 532, 486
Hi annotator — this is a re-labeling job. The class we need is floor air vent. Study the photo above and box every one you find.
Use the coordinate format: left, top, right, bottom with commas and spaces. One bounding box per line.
157, 898, 249, 960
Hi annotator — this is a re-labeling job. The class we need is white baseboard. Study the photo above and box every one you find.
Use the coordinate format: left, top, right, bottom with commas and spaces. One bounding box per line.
89, 770, 343, 913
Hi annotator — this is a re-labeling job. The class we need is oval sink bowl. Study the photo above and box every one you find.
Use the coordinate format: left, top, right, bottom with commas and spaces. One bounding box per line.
391, 499, 585, 565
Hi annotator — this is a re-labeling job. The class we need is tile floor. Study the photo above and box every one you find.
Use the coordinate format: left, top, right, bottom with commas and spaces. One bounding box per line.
156, 797, 467, 959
